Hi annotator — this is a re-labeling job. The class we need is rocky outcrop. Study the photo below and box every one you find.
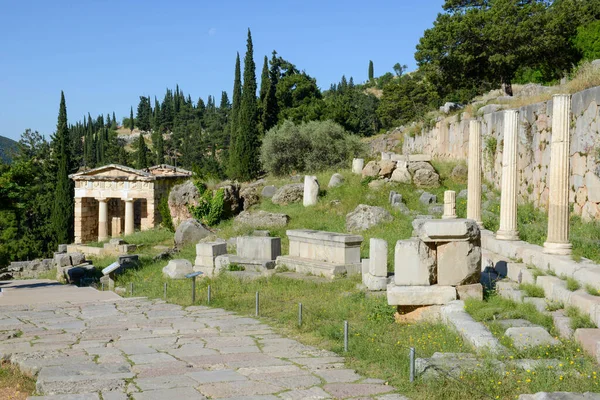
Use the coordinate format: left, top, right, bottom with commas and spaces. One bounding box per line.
346, 204, 393, 232
272, 184, 304, 205
168, 180, 200, 229
240, 186, 260, 210
218, 183, 242, 218
174, 218, 211, 248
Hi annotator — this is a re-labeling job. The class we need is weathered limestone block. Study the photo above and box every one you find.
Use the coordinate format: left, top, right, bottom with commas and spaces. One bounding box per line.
574, 328, 600, 362
408, 161, 434, 174
456, 283, 483, 300
328, 173, 344, 188
507, 263, 535, 284
419, 192, 437, 205
505, 327, 560, 350
437, 241, 481, 286
536, 276, 573, 305
261, 185, 277, 198
272, 184, 304, 205
390, 161, 411, 183
174, 219, 211, 248
387, 284, 456, 306
303, 176, 319, 207
585, 172, 600, 203
287, 229, 362, 265
413, 219, 480, 243
168, 180, 199, 229
369, 238, 388, 277
363, 273, 388, 291
394, 239, 436, 286
352, 158, 364, 174
345, 204, 393, 232
162, 259, 193, 279
234, 210, 290, 228
237, 236, 281, 261
362, 161, 380, 178
194, 242, 227, 271
413, 169, 441, 188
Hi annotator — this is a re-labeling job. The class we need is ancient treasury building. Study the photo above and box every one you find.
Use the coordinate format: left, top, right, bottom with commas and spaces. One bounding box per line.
70, 164, 191, 243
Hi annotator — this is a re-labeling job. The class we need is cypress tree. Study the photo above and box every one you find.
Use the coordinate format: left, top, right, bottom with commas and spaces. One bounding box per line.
227, 53, 242, 176
368, 60, 374, 81
234, 29, 260, 181
129, 107, 134, 132
156, 132, 165, 165
51, 91, 73, 245
259, 55, 269, 103
137, 134, 148, 169
262, 50, 280, 133
112, 111, 117, 129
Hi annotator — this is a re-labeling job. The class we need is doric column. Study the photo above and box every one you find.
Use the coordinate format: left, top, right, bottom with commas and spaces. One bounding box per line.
124, 198, 134, 236
74, 197, 83, 244
442, 190, 457, 219
97, 198, 108, 242
467, 120, 483, 226
497, 110, 520, 241
544, 94, 572, 255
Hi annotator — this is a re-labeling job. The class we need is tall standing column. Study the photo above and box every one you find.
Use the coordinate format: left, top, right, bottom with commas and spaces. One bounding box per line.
74, 197, 83, 244
125, 198, 134, 236
544, 94, 572, 255
496, 110, 520, 241
467, 120, 483, 227
97, 198, 108, 242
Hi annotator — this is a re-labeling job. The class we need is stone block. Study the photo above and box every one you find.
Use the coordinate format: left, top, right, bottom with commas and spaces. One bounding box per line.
413, 219, 480, 243
394, 239, 435, 286
363, 273, 388, 291
419, 192, 437, 205
328, 173, 344, 188
195, 242, 227, 268
552, 310, 574, 339
303, 175, 319, 207
387, 284, 456, 306
507, 263, 535, 284
456, 283, 483, 300
162, 259, 193, 279
54, 253, 72, 268
437, 241, 481, 286
505, 327, 560, 350
361, 258, 370, 275
570, 291, 600, 317
369, 238, 388, 277
536, 276, 573, 305
574, 328, 600, 361
286, 229, 363, 265
236, 237, 281, 261
378, 160, 396, 178
352, 158, 364, 174
57, 244, 68, 253
261, 185, 277, 198
362, 161, 380, 177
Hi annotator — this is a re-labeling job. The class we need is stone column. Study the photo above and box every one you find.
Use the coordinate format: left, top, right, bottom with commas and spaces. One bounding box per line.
352, 158, 364, 174
124, 198, 134, 236
497, 110, 520, 241
303, 176, 319, 207
443, 190, 457, 219
467, 120, 483, 226
544, 94, 572, 255
97, 198, 108, 242
74, 197, 83, 244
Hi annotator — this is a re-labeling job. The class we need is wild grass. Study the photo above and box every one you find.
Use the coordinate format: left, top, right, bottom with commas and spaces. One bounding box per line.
519, 283, 545, 298
585, 284, 600, 297
565, 277, 581, 292
565, 306, 597, 330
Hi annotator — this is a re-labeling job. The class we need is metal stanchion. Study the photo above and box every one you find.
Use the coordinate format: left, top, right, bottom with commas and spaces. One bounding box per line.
298, 303, 303, 327
255, 292, 260, 316
163, 282, 167, 300
409, 347, 416, 382
207, 285, 211, 305
344, 321, 349, 352
185, 272, 203, 304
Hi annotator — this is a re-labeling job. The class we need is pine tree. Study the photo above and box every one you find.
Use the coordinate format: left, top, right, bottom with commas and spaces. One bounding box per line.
129, 106, 134, 132
227, 53, 242, 175
368, 60, 374, 81
262, 50, 280, 133
137, 134, 148, 169
233, 29, 260, 181
51, 91, 73, 245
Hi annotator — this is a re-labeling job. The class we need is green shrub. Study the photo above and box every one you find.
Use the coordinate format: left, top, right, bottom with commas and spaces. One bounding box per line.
188, 181, 225, 227
158, 196, 174, 232
260, 120, 364, 176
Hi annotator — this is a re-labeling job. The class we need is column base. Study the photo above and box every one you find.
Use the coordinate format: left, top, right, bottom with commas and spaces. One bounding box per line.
543, 241, 572, 255
98, 236, 109, 242
442, 215, 458, 220
496, 230, 519, 241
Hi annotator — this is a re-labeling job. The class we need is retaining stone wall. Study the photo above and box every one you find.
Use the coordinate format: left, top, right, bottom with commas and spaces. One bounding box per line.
402, 86, 600, 221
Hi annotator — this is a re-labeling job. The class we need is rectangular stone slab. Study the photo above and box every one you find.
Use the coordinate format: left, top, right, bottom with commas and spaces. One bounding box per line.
394, 239, 435, 286
237, 237, 281, 261
413, 219, 480, 243
387, 284, 456, 306
286, 229, 362, 265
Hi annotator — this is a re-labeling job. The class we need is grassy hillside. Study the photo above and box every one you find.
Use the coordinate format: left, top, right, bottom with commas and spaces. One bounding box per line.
0, 135, 18, 164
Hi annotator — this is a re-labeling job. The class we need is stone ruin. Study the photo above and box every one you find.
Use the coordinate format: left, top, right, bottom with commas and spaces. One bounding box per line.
386, 218, 483, 308
355, 154, 441, 188
276, 229, 363, 279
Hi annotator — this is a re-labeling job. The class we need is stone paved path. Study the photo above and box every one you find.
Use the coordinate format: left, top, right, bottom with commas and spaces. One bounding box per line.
0, 292, 405, 399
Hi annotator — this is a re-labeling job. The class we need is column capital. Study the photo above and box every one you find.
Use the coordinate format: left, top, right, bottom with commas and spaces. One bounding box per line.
124, 198, 134, 202
96, 197, 108, 202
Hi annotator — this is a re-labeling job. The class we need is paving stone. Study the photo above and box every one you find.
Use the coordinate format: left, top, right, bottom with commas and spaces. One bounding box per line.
28, 394, 101, 399
128, 352, 177, 364
101, 391, 128, 400
497, 319, 540, 329
131, 387, 206, 400
278, 386, 332, 399
197, 380, 283, 398
314, 368, 362, 383
322, 383, 395, 398
187, 369, 248, 384
135, 375, 199, 390
505, 327, 561, 350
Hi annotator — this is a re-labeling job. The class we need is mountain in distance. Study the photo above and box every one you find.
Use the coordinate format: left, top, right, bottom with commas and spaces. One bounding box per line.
0, 135, 18, 164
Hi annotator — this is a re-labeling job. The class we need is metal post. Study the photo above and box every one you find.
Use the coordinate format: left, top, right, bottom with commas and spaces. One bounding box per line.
298, 303, 303, 327
344, 321, 349, 352
207, 285, 211, 305
163, 282, 167, 300
255, 292, 259, 317
409, 347, 416, 382
101, 282, 104, 291
130, 282, 133, 296
191, 277, 196, 303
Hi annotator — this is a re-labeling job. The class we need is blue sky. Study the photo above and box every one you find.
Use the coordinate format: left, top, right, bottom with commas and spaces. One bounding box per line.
0, 0, 444, 141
